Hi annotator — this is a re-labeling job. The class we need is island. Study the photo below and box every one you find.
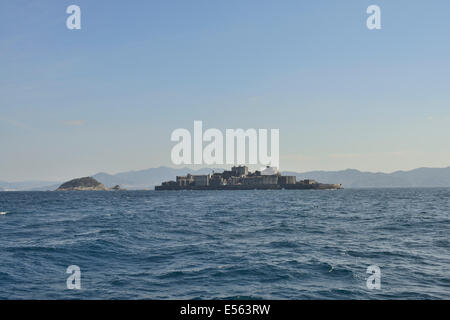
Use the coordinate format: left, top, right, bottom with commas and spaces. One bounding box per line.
56, 177, 122, 191
155, 166, 343, 190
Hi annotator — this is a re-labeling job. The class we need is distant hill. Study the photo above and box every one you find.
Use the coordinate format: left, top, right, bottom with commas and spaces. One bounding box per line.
56, 177, 109, 191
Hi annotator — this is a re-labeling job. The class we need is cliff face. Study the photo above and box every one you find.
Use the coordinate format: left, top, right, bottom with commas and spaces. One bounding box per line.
56, 177, 108, 191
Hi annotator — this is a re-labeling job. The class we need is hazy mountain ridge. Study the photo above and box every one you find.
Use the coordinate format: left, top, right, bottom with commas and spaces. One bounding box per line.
0, 180, 60, 191
94, 166, 450, 189
1, 166, 450, 190
284, 167, 450, 188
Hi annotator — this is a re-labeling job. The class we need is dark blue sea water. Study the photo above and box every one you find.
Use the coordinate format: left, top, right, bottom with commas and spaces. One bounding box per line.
0, 189, 449, 299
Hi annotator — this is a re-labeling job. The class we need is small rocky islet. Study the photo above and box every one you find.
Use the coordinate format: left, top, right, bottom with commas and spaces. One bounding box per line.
55, 177, 122, 191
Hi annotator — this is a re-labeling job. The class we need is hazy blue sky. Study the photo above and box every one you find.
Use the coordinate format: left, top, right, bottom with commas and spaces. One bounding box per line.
1, 0, 450, 181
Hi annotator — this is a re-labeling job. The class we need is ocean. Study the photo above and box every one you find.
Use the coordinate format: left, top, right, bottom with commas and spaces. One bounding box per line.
0, 189, 449, 299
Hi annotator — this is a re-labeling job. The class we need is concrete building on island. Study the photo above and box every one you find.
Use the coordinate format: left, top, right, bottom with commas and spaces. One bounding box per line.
156, 165, 342, 190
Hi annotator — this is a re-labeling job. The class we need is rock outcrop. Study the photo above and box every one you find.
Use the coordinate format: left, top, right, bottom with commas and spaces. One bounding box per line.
56, 177, 109, 191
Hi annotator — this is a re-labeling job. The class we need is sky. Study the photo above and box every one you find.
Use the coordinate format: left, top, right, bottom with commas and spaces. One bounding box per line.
1, 0, 450, 181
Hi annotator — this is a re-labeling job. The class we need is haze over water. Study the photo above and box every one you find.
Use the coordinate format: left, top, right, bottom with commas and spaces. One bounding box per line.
0, 189, 449, 299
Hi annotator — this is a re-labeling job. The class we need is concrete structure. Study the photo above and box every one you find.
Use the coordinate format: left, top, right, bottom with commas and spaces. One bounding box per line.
162, 180, 177, 186
279, 176, 296, 185
299, 179, 316, 185
231, 165, 248, 177
176, 174, 194, 187
210, 173, 225, 186
261, 166, 279, 176
242, 175, 278, 185
192, 175, 210, 186
155, 166, 342, 190
242, 176, 263, 185
228, 176, 241, 185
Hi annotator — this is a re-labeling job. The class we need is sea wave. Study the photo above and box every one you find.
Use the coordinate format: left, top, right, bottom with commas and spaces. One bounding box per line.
0, 189, 449, 299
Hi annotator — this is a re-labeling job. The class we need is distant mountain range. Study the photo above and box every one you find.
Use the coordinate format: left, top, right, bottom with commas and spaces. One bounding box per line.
283, 167, 450, 188
1, 166, 450, 191
0, 180, 60, 192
